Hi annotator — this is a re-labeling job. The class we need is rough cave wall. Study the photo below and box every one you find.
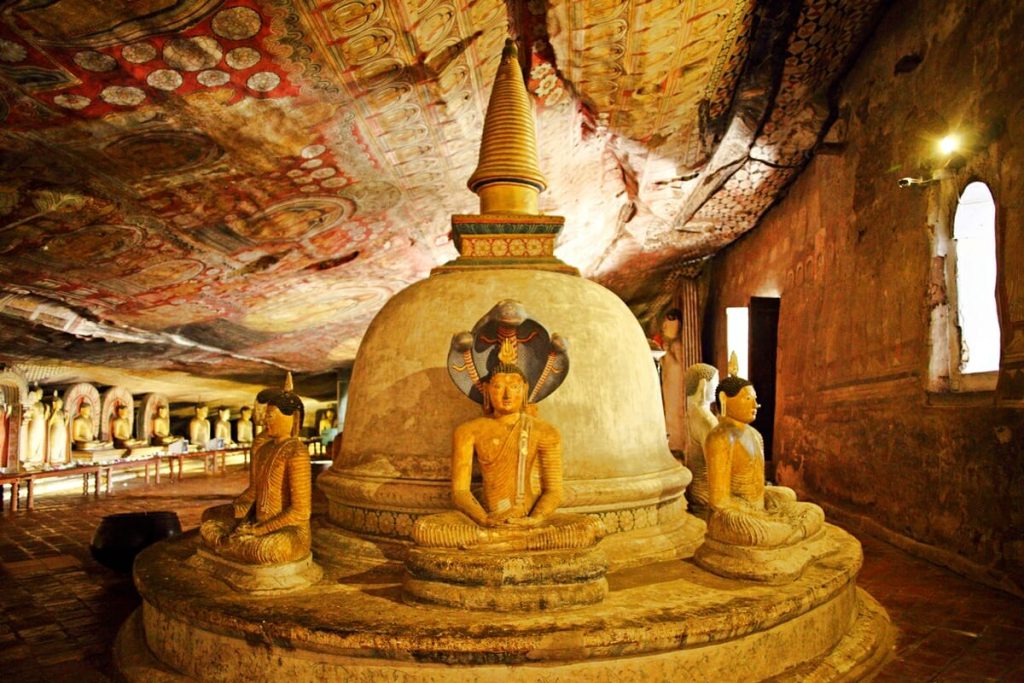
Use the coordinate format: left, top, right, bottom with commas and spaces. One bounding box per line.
706, 0, 1024, 590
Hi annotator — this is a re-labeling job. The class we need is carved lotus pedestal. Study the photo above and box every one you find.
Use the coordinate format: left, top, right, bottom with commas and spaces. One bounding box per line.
187, 546, 322, 594
403, 544, 609, 611
115, 522, 893, 682
696, 526, 839, 585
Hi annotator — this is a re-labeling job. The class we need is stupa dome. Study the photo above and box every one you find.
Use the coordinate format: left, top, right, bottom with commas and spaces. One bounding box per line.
317, 268, 703, 569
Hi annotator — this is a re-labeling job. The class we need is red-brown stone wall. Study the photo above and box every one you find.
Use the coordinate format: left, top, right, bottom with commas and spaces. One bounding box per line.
706, 0, 1024, 591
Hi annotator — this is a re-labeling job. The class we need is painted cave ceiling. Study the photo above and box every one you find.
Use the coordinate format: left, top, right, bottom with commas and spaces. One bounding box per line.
0, 0, 883, 393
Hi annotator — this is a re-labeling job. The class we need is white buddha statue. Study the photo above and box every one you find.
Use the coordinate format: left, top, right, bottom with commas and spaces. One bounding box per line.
189, 405, 211, 447
683, 363, 719, 515
47, 391, 68, 465
214, 407, 234, 445
235, 406, 254, 444
23, 387, 48, 467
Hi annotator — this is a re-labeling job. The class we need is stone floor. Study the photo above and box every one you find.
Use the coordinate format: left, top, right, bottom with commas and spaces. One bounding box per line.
1, 464, 1022, 682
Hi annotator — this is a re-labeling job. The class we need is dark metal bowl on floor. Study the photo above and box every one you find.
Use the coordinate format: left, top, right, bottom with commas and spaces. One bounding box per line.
91, 511, 182, 573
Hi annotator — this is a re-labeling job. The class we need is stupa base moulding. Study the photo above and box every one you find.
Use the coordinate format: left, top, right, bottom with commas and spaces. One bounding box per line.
115, 523, 893, 682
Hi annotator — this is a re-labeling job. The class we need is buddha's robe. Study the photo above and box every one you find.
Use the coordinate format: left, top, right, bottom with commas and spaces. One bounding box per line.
200, 434, 311, 564
413, 414, 598, 551
705, 421, 823, 547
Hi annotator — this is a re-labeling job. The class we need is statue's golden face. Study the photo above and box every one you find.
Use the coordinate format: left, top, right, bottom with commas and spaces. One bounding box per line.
724, 385, 759, 424
265, 404, 293, 437
487, 372, 526, 416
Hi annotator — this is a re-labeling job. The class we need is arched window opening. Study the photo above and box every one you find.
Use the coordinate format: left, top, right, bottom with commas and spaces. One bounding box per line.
952, 181, 1000, 374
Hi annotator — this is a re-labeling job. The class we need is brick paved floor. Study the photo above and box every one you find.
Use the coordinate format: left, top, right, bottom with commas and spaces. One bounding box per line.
1, 464, 1022, 682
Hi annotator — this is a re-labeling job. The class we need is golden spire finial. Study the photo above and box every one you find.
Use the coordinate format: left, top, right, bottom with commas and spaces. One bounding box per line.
467, 38, 547, 215
284, 371, 294, 391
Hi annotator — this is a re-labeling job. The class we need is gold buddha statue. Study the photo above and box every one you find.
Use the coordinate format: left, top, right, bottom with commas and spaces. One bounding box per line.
151, 405, 181, 446
317, 407, 336, 436
72, 401, 111, 450
199, 378, 312, 565
188, 405, 210, 447
111, 403, 147, 450
412, 301, 598, 551
405, 301, 607, 610
683, 363, 719, 515
695, 374, 831, 583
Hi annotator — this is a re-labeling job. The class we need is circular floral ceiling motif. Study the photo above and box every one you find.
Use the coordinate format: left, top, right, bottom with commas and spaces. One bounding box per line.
163, 36, 222, 71
103, 129, 223, 178
242, 284, 389, 333
236, 196, 355, 243
43, 224, 144, 265
211, 7, 262, 40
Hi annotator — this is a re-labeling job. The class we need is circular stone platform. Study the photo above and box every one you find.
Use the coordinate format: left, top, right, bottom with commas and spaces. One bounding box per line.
116, 523, 893, 682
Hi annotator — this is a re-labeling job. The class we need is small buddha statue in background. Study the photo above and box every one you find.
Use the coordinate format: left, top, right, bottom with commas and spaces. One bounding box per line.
111, 404, 147, 450
657, 308, 686, 455
72, 401, 110, 450
189, 405, 210, 447
214, 407, 234, 445
317, 407, 336, 436
47, 391, 68, 465
151, 405, 181, 446
695, 374, 829, 583
23, 387, 48, 467
683, 363, 719, 516
235, 406, 254, 444
199, 377, 312, 565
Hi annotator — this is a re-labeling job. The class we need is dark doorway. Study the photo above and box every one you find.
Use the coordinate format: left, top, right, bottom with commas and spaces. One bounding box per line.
748, 297, 780, 478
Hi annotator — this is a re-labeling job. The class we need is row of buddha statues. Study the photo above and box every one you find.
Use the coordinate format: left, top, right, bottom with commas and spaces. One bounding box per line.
191, 300, 830, 601
11, 384, 267, 470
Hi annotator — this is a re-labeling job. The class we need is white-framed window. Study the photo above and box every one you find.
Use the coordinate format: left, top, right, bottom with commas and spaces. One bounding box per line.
930, 180, 1001, 392
726, 306, 749, 378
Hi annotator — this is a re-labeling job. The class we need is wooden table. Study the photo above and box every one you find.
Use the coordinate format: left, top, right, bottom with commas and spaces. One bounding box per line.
0, 465, 104, 512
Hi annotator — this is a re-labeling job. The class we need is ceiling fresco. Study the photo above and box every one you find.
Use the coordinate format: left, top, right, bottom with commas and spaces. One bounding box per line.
0, 0, 884, 381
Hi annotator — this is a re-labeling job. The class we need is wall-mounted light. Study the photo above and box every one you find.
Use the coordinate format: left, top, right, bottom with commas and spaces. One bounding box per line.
898, 130, 971, 189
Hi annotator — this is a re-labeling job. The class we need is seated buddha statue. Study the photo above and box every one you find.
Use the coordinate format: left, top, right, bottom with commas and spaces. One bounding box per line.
189, 405, 210, 447
72, 401, 111, 450
405, 301, 606, 610
111, 404, 147, 450
235, 406, 254, 444
695, 374, 829, 583
199, 379, 312, 565
214, 407, 235, 445
151, 405, 181, 446
683, 363, 719, 516
412, 302, 598, 552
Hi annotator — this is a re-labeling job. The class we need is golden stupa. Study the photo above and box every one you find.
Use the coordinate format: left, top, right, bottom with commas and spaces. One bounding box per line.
117, 37, 893, 683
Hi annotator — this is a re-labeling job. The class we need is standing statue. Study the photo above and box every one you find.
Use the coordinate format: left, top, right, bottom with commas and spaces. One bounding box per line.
23, 387, 48, 467
189, 405, 210, 447
683, 363, 719, 516
199, 375, 312, 565
695, 374, 831, 583
47, 391, 68, 464
656, 308, 686, 454
214, 407, 234, 445
235, 406, 254, 444
405, 300, 607, 610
